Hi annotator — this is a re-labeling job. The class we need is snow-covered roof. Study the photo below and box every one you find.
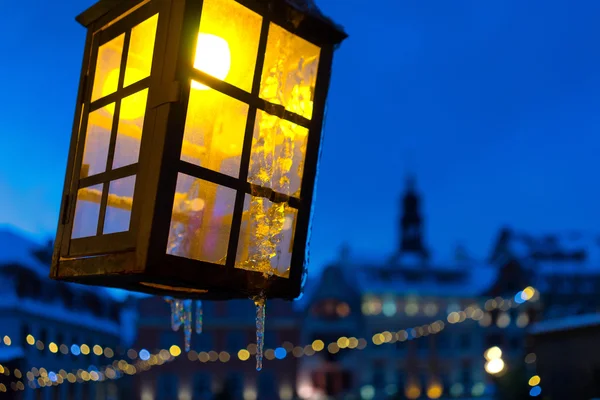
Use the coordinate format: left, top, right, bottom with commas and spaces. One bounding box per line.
0, 226, 51, 277
350, 262, 497, 298
530, 313, 600, 335
496, 229, 600, 270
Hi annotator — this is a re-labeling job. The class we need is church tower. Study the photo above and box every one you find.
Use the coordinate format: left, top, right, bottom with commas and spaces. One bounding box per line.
398, 175, 429, 261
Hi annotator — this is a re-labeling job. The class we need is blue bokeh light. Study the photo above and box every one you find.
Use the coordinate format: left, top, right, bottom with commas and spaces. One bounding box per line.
139, 349, 150, 361
529, 386, 542, 397
48, 372, 57, 382
515, 292, 525, 304
274, 347, 287, 360
70, 344, 81, 356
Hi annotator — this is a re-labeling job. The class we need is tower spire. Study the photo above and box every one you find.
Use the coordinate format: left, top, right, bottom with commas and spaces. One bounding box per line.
397, 175, 428, 262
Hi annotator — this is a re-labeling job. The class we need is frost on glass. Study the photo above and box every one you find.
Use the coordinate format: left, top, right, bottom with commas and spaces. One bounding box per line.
124, 14, 159, 87
236, 194, 297, 277
195, 0, 262, 92
81, 104, 114, 178
91, 34, 125, 103
72, 184, 103, 239
260, 23, 321, 120
248, 110, 308, 197
113, 89, 149, 169
167, 173, 236, 264
103, 175, 136, 234
181, 88, 248, 178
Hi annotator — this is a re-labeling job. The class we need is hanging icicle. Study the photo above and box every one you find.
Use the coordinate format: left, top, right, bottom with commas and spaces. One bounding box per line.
253, 293, 267, 371
165, 297, 204, 351
183, 299, 193, 352
195, 300, 203, 334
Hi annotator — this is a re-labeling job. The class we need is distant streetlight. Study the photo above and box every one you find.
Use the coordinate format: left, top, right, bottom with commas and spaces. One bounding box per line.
484, 346, 506, 375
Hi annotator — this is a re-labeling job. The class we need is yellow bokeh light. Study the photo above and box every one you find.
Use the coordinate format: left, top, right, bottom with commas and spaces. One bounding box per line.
26, 335, 34, 345
80, 344, 90, 355
427, 383, 443, 399
406, 385, 421, 400
529, 375, 541, 386
485, 358, 505, 375
169, 345, 182, 357
337, 337, 349, 349
238, 349, 250, 361
93, 345, 103, 356
522, 286, 536, 301
2, 336, 10, 346
484, 346, 502, 361
48, 343, 58, 354
311, 340, 325, 352
192, 33, 231, 90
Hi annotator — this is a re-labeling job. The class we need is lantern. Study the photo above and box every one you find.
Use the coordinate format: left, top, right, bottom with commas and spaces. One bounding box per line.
50, 0, 347, 300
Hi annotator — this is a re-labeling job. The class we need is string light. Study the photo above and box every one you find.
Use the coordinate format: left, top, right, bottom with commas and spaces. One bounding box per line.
0, 286, 539, 396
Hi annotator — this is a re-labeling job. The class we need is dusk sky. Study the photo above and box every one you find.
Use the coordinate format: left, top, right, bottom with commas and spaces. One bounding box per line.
2, 0, 600, 271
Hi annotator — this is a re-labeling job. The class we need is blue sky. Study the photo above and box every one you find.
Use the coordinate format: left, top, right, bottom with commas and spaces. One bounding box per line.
2, 0, 600, 272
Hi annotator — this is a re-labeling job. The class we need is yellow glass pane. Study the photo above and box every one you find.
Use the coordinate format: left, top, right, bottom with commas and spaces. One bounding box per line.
72, 184, 103, 239
103, 175, 136, 234
124, 14, 159, 87
91, 34, 125, 102
181, 85, 248, 177
81, 103, 115, 178
235, 194, 296, 277
248, 110, 309, 197
113, 89, 148, 169
260, 23, 321, 120
195, 0, 262, 92
167, 174, 236, 264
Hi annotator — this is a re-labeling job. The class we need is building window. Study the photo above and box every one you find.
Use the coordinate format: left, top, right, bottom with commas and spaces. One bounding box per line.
226, 331, 247, 352
193, 373, 212, 400
459, 333, 470, 350
158, 373, 178, 400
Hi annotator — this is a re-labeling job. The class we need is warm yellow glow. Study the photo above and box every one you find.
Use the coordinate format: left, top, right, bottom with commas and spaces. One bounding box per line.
485, 358, 505, 374
522, 286, 536, 301
484, 346, 502, 360
48, 343, 58, 353
93, 345, 103, 356
427, 383, 443, 399
337, 337, 349, 349
80, 344, 90, 355
311, 340, 325, 352
102, 68, 148, 120
238, 349, 250, 361
406, 385, 421, 399
26, 335, 34, 345
529, 375, 541, 386
2, 336, 10, 346
192, 33, 231, 90
169, 345, 181, 357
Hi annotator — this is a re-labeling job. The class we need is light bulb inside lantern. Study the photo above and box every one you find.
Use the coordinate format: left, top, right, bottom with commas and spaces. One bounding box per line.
102, 68, 148, 120
192, 33, 231, 90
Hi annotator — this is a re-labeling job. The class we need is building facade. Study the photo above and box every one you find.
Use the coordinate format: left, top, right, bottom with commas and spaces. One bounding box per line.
0, 228, 137, 400
133, 295, 301, 400
298, 179, 540, 400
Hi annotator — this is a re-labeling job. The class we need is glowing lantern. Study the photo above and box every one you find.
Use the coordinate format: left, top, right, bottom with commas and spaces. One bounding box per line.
50, 0, 347, 300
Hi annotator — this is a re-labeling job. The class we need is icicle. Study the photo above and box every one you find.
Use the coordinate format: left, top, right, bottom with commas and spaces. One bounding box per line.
253, 294, 266, 371
183, 300, 192, 352
165, 297, 182, 331
195, 300, 203, 334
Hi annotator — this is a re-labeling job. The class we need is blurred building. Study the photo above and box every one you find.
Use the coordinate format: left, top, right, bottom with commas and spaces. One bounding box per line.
133, 295, 301, 400
530, 313, 600, 400
0, 227, 138, 400
298, 178, 539, 400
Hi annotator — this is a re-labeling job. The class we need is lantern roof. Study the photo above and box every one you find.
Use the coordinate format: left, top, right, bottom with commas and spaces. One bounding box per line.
76, 0, 347, 44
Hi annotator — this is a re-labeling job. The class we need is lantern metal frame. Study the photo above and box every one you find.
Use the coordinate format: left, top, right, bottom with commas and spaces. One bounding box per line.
51, 0, 346, 300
